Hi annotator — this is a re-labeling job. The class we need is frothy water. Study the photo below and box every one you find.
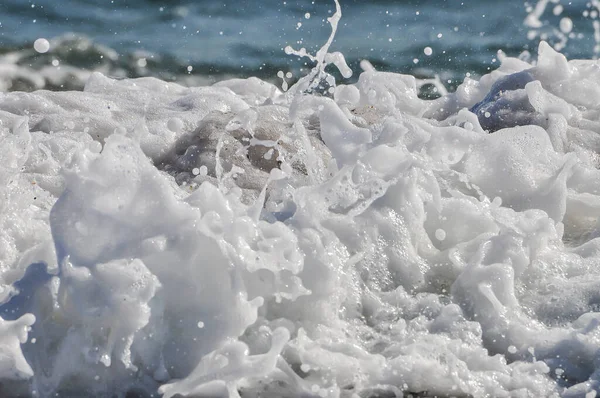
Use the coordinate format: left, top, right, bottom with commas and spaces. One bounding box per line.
4, 1, 600, 397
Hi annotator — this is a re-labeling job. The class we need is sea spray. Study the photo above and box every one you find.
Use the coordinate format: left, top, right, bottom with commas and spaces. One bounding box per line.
284, 0, 352, 98
3, 1, 600, 397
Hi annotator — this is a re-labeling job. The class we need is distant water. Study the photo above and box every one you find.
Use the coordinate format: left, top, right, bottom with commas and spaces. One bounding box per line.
0, 0, 597, 90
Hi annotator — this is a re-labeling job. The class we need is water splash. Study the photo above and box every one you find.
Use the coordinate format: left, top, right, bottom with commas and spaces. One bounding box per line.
284, 0, 352, 98
525, 0, 600, 55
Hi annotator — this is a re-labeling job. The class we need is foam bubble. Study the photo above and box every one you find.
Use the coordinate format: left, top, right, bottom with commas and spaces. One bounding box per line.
167, 117, 184, 133
435, 228, 446, 241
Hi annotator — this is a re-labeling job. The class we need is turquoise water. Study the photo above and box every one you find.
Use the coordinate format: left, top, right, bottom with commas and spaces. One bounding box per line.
0, 0, 596, 88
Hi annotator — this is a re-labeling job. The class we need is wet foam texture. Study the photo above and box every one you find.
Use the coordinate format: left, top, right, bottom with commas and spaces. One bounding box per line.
5, 6, 600, 397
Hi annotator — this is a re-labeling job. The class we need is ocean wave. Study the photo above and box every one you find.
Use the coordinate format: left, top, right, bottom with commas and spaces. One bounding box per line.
0, 34, 234, 92
4, 1, 600, 397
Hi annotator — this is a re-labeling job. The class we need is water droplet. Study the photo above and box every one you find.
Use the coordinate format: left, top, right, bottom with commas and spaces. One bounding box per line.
560, 17, 573, 34
33, 38, 50, 53
553, 5, 563, 16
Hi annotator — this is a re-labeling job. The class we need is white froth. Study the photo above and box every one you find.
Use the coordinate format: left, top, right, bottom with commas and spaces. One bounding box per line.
4, 3, 600, 398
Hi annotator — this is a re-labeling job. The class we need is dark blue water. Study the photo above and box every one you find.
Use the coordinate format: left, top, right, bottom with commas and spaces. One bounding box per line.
0, 0, 596, 88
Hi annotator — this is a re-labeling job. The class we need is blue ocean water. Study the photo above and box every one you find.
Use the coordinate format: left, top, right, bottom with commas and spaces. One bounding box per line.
0, 0, 596, 88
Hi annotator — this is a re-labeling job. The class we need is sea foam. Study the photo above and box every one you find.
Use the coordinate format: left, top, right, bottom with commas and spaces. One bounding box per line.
3, 1, 600, 397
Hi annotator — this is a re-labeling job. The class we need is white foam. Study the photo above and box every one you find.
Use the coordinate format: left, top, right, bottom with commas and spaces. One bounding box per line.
4, 5, 600, 398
